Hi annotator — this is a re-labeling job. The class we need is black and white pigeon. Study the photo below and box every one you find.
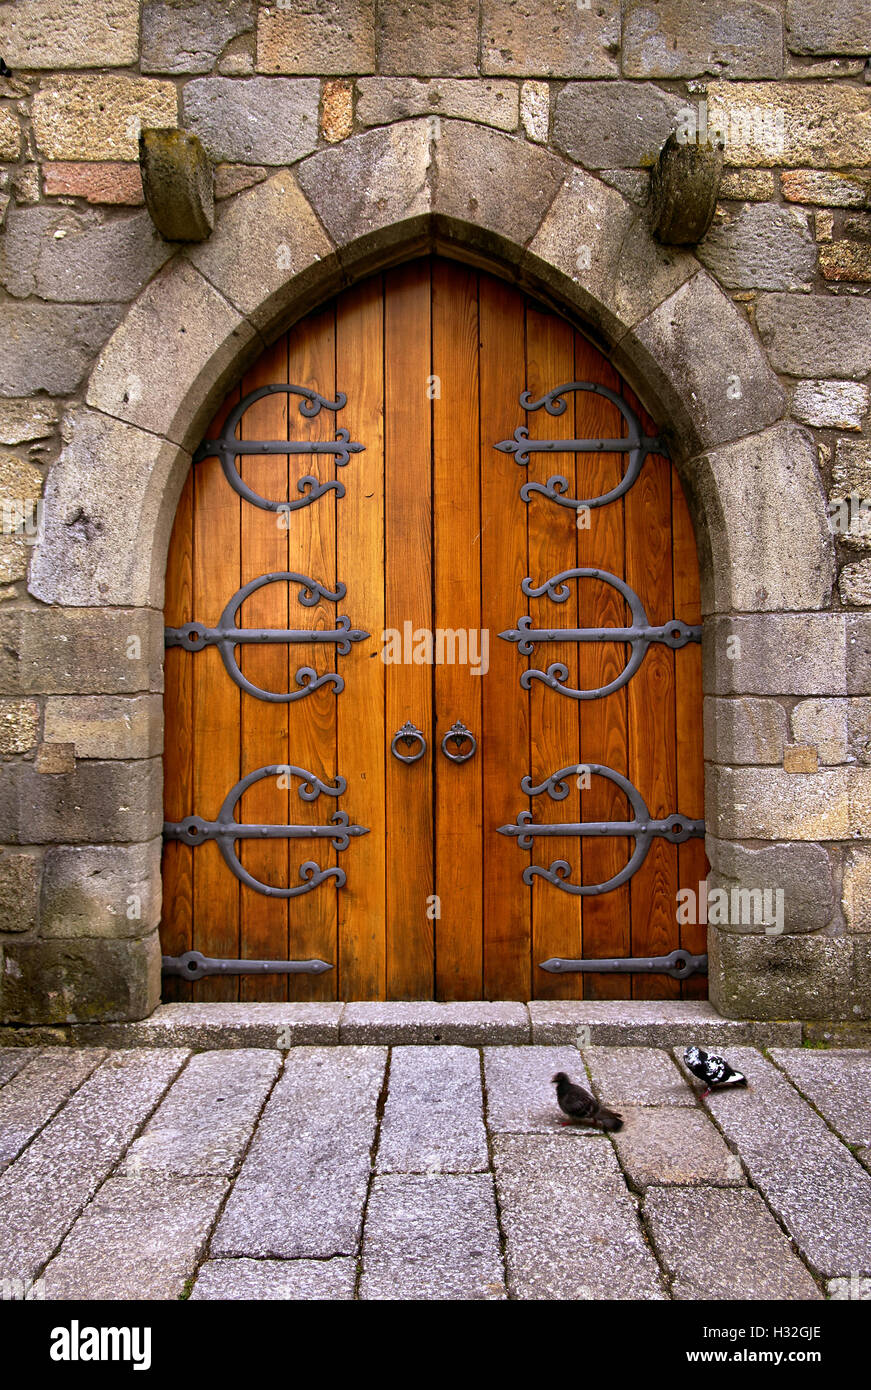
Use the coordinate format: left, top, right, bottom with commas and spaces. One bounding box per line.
683, 1046, 747, 1098
552, 1072, 623, 1132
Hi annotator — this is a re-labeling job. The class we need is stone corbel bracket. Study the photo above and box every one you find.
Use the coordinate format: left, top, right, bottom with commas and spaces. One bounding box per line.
649, 131, 724, 246
139, 127, 214, 243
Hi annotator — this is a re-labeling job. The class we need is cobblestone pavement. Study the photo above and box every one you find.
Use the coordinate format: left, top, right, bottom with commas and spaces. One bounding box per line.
1, 1043, 869, 1301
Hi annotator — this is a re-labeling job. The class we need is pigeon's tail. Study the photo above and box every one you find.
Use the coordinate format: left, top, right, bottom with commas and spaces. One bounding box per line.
597, 1105, 623, 1133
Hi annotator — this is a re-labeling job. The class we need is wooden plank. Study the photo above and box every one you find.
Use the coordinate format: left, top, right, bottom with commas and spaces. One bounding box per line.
190, 387, 242, 1000
285, 305, 340, 1000
384, 260, 434, 998
672, 468, 708, 999
336, 275, 387, 1000
624, 388, 679, 999
525, 304, 581, 999
432, 259, 483, 999
573, 335, 632, 1000
238, 336, 290, 1000
479, 273, 530, 999
161, 466, 194, 1002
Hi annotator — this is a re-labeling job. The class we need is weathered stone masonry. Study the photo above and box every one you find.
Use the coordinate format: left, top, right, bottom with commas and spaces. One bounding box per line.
0, 0, 870, 1024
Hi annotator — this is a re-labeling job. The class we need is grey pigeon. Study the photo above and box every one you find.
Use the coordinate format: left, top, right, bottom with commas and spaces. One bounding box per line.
552, 1072, 623, 1131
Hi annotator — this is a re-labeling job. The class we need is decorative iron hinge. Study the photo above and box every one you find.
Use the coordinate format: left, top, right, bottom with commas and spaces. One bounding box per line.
500, 567, 701, 700
162, 951, 333, 980
193, 383, 364, 513
540, 949, 707, 979
498, 763, 704, 896
494, 381, 665, 511
164, 764, 369, 898
165, 571, 369, 702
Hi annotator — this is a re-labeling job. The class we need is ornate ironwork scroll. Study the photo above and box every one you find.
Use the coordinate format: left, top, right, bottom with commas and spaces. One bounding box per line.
498, 763, 704, 897
163, 764, 369, 898
165, 571, 369, 702
193, 383, 364, 513
494, 380, 664, 511
499, 567, 701, 700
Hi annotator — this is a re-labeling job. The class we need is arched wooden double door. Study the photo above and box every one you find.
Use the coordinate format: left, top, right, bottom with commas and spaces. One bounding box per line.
162, 257, 706, 1002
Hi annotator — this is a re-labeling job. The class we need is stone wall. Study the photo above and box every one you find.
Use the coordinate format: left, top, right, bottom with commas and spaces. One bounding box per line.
0, 0, 870, 1023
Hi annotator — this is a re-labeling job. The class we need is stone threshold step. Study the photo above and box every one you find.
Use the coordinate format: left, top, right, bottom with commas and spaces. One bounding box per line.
0, 1001, 804, 1050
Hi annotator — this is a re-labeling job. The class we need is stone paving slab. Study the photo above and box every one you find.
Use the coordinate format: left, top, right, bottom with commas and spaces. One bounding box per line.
211, 1046, 386, 1259
769, 1048, 871, 1146
377, 1046, 488, 1174
613, 1107, 745, 1189
359, 1175, 506, 1301
528, 1001, 802, 1048
0, 1048, 39, 1087
191, 1256, 357, 1301
77, 1002, 344, 1049
41, 1175, 228, 1300
677, 1046, 871, 1278
493, 1133, 667, 1300
0, 1048, 104, 1172
484, 1045, 583, 1132
643, 1187, 822, 1301
0, 1049, 189, 1283
584, 1045, 696, 1108
340, 1001, 529, 1045
120, 1049, 281, 1178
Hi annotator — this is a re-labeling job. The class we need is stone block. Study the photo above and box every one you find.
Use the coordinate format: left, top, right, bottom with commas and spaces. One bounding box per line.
790, 698, 848, 764
29, 409, 191, 608
377, 1046, 488, 1174
0, 932, 162, 1024
378, 0, 478, 77
707, 765, 852, 840
708, 930, 854, 1020
847, 616, 871, 696
841, 558, 871, 607
484, 1046, 588, 1133
481, 0, 620, 79
622, 0, 784, 79
32, 76, 178, 162
698, 204, 816, 290
43, 162, 145, 205
0, 607, 164, 697
519, 80, 548, 143
360, 1175, 506, 1300
187, 171, 335, 335
356, 77, 518, 131
719, 169, 776, 200
702, 614, 846, 696
786, 0, 871, 55
706, 81, 871, 168
0, 1048, 104, 1171
34, 741, 75, 774
793, 380, 868, 431
40, 840, 162, 938
553, 81, 682, 168
0, 107, 21, 161
321, 79, 352, 144
191, 1257, 356, 1300
0, 0, 140, 69
783, 742, 819, 773
43, 694, 162, 760
843, 850, 871, 931
85, 259, 257, 450
781, 169, 871, 208
0, 399, 58, 446
820, 240, 871, 283
142, 0, 254, 75
526, 1000, 801, 1048
755, 291, 871, 380
616, 274, 786, 457
849, 698, 871, 764
340, 1001, 530, 1045
0, 849, 40, 933
769, 1048, 871, 1144
139, 127, 214, 242
182, 77, 319, 165
644, 1187, 822, 1300
584, 1046, 695, 1108
704, 697, 787, 764
257, 0, 375, 75
83, 1001, 344, 1049
7, 759, 162, 845
612, 1107, 745, 1187
0, 304, 122, 397
0, 205, 174, 303
0, 697, 39, 754
704, 836, 836, 934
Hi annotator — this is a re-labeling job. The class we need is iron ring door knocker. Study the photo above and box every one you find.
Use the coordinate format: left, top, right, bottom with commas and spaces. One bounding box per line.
440, 721, 477, 763
391, 722, 427, 763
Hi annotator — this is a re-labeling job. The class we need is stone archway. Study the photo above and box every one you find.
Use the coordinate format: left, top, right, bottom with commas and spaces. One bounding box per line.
26, 119, 837, 1021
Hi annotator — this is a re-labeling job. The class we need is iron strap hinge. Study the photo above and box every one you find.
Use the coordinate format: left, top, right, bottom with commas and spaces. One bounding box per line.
162, 950, 332, 980
540, 949, 707, 980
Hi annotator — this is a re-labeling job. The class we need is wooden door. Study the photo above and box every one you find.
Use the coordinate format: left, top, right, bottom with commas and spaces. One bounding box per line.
162, 257, 706, 1002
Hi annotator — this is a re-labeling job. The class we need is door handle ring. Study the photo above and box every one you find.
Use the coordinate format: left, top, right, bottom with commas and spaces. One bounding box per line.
391, 722, 427, 763
441, 721, 477, 763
